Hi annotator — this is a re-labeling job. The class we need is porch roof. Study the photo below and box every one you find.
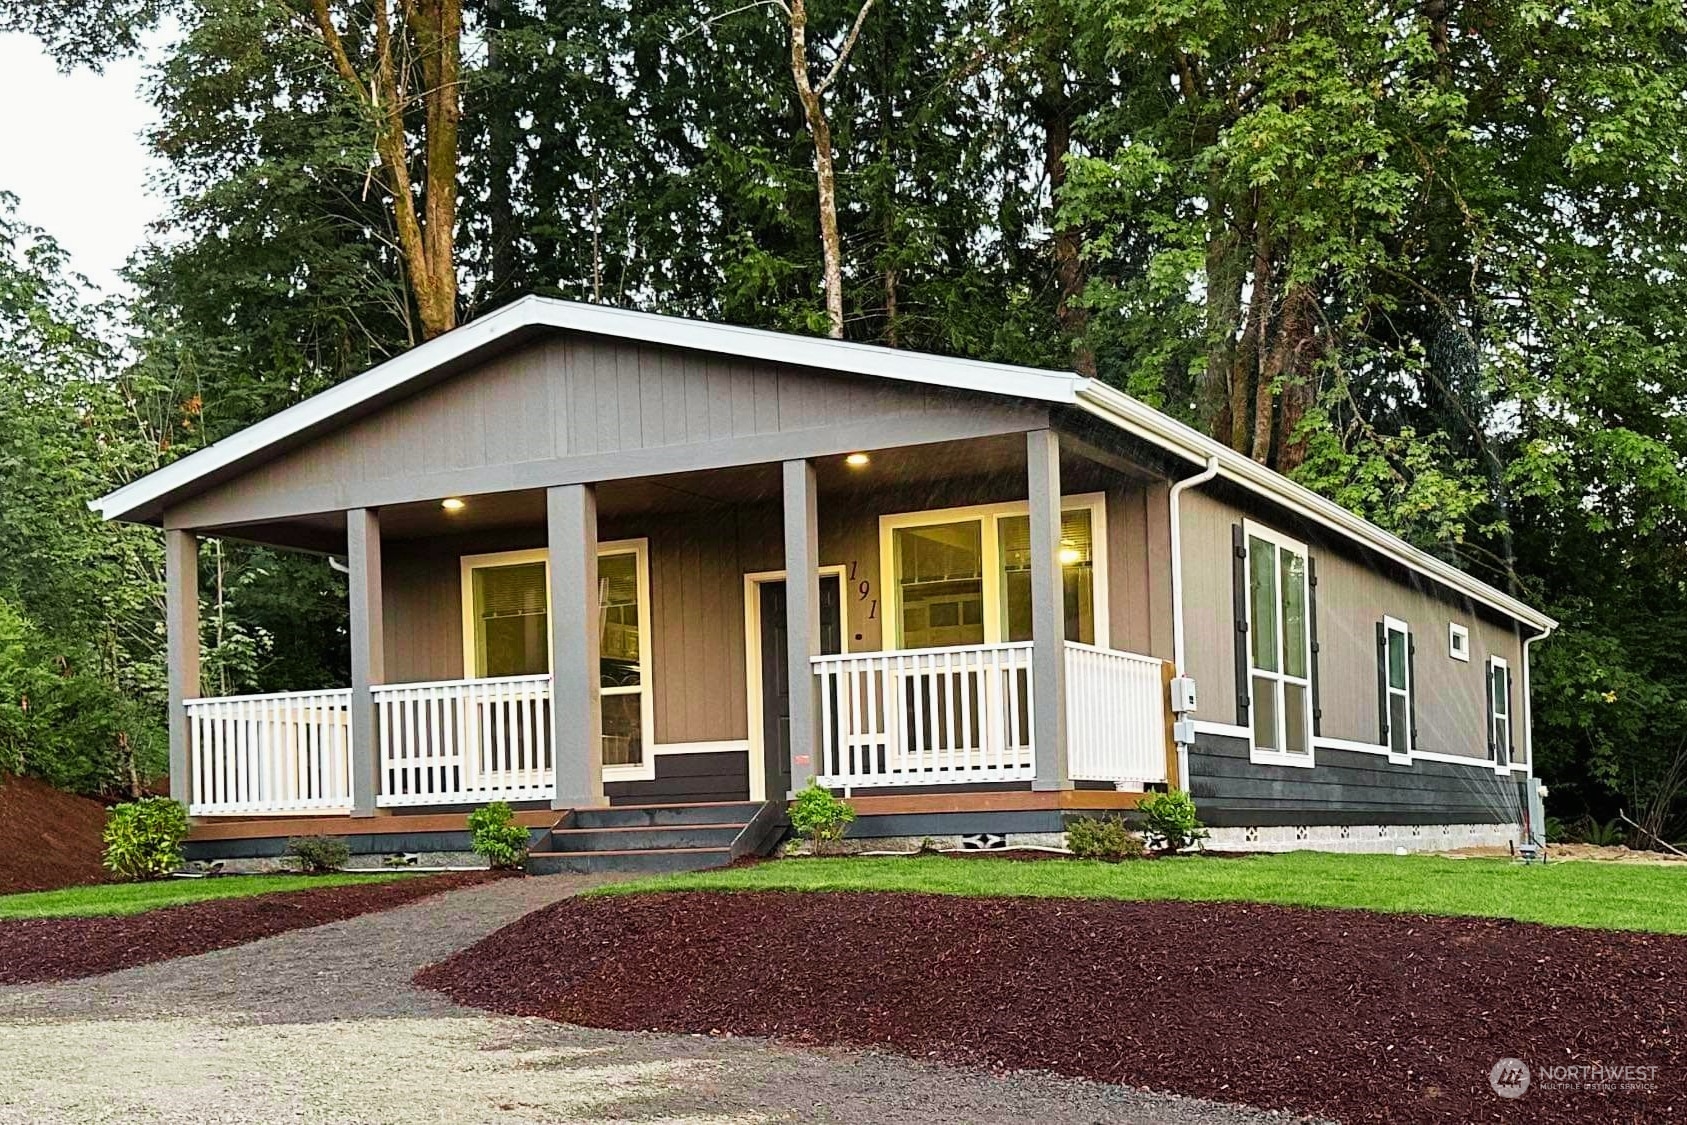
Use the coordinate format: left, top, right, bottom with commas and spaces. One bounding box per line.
90, 296, 1556, 632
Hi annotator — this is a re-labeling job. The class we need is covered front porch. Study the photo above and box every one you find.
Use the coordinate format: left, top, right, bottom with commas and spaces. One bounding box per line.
167, 427, 1180, 825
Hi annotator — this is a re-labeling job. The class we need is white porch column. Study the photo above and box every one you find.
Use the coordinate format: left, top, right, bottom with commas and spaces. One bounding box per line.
549, 483, 606, 809
1028, 428, 1071, 790
782, 458, 821, 797
347, 508, 385, 817
164, 529, 200, 807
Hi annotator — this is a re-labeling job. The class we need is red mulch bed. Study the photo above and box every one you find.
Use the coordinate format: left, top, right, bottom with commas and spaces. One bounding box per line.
416, 891, 1684, 1124
1, 871, 500, 984
0, 774, 112, 894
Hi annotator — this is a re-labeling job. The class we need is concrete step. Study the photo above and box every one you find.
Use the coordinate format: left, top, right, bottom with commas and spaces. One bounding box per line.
545, 824, 744, 852
570, 801, 762, 830
526, 846, 735, 876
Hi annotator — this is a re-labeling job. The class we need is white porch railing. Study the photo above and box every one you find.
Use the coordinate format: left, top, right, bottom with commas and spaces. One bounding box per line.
373, 674, 555, 807
1064, 641, 1169, 785
186, 689, 353, 815
812, 642, 1037, 790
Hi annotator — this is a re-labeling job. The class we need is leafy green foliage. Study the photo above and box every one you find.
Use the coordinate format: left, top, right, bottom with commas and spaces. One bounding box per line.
467, 802, 529, 869
788, 781, 857, 855
102, 797, 190, 881
1065, 815, 1146, 861
285, 835, 351, 873
1138, 790, 1207, 854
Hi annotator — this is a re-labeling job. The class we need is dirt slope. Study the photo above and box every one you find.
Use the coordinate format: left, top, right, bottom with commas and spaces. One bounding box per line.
0, 774, 110, 894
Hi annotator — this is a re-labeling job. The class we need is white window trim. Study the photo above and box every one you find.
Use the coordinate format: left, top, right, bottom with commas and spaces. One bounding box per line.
1382, 614, 1412, 765
1242, 519, 1315, 768
1448, 621, 1470, 663
877, 492, 1109, 652
1489, 654, 1512, 776
459, 540, 655, 783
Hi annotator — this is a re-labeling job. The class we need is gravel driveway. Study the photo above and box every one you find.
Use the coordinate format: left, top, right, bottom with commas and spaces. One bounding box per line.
0, 875, 1300, 1124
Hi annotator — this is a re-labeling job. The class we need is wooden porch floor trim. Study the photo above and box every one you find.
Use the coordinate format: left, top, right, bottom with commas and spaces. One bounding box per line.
188, 808, 556, 842
842, 790, 1148, 816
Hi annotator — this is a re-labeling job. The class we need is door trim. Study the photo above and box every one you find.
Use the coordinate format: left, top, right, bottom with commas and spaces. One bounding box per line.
744, 566, 849, 803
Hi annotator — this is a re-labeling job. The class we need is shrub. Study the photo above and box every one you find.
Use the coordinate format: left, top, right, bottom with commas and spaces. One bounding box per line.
286, 834, 350, 873
102, 796, 190, 880
468, 801, 530, 869
788, 781, 856, 854
1066, 815, 1146, 861
1139, 788, 1208, 853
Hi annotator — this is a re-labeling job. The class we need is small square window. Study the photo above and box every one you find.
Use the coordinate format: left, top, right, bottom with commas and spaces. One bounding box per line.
1448, 622, 1470, 662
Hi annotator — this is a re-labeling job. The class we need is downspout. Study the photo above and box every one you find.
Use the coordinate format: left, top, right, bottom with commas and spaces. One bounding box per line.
1168, 455, 1222, 790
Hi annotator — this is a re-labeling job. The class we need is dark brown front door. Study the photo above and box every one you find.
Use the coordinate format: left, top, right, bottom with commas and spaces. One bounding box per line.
760, 575, 842, 797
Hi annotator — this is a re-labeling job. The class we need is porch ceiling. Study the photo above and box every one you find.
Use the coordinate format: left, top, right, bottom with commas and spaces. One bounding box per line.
189, 431, 1143, 552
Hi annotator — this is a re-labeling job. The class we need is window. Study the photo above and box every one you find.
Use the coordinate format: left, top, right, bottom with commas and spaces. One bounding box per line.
460, 541, 651, 774
882, 496, 1106, 650
1382, 616, 1412, 759
1244, 522, 1312, 761
1490, 655, 1511, 769
1448, 622, 1470, 662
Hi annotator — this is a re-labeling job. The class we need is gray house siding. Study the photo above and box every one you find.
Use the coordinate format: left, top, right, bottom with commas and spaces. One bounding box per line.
162, 335, 1051, 529
1179, 486, 1525, 763
1189, 732, 1523, 828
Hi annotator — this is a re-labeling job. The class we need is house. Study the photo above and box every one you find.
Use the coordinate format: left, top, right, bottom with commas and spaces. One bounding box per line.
94, 297, 1556, 870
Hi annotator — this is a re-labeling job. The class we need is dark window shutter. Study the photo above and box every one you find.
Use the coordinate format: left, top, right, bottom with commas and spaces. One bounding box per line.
1231, 524, 1250, 726
1485, 660, 1496, 760
1407, 633, 1419, 751
1308, 559, 1322, 736
1375, 621, 1390, 744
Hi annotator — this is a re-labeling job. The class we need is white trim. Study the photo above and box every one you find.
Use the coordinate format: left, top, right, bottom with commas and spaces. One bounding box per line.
1190, 719, 1252, 741
1313, 736, 1392, 757
1413, 748, 1526, 773
743, 566, 849, 803
1448, 621, 1471, 662
1381, 614, 1412, 764
1241, 520, 1315, 768
91, 295, 1552, 634
457, 539, 655, 783
876, 493, 1108, 652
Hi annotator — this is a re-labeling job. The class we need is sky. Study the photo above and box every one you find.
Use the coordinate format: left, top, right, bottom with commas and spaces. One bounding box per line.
0, 32, 163, 295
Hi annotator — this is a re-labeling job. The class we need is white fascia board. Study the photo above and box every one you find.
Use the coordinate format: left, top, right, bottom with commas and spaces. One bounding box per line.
92, 296, 1081, 522
1074, 380, 1558, 633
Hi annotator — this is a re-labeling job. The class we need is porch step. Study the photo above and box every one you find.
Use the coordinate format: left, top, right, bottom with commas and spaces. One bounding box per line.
526, 846, 735, 876
569, 801, 765, 830
546, 824, 745, 852
527, 799, 783, 875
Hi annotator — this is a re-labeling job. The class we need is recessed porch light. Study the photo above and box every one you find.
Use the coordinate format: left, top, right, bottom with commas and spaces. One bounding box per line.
844, 452, 870, 467
441, 497, 466, 512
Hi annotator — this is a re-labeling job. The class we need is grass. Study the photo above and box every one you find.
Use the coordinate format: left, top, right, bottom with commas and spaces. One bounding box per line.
0, 872, 416, 920
599, 850, 1687, 934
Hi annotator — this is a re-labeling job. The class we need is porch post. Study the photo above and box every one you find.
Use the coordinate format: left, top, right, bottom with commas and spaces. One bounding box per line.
782, 458, 820, 798
1028, 428, 1071, 790
347, 508, 385, 817
549, 483, 605, 809
164, 529, 200, 808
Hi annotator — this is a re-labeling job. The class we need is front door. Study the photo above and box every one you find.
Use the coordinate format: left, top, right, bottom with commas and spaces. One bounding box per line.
760, 575, 843, 798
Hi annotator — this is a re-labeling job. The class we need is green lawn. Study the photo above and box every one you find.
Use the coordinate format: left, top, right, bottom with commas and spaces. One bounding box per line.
600, 851, 1687, 934
0, 872, 416, 920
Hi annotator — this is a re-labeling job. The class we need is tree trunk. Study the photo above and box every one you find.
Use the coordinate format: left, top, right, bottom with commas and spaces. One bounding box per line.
789, 0, 846, 339
1042, 64, 1093, 376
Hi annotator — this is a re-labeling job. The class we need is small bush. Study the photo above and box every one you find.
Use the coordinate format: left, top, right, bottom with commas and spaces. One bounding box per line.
1066, 815, 1147, 861
468, 801, 529, 869
1139, 788, 1208, 853
286, 835, 350, 873
789, 781, 856, 855
102, 797, 190, 881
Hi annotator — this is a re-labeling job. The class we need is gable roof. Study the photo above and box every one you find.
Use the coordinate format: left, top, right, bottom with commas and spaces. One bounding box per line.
92, 295, 1555, 631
